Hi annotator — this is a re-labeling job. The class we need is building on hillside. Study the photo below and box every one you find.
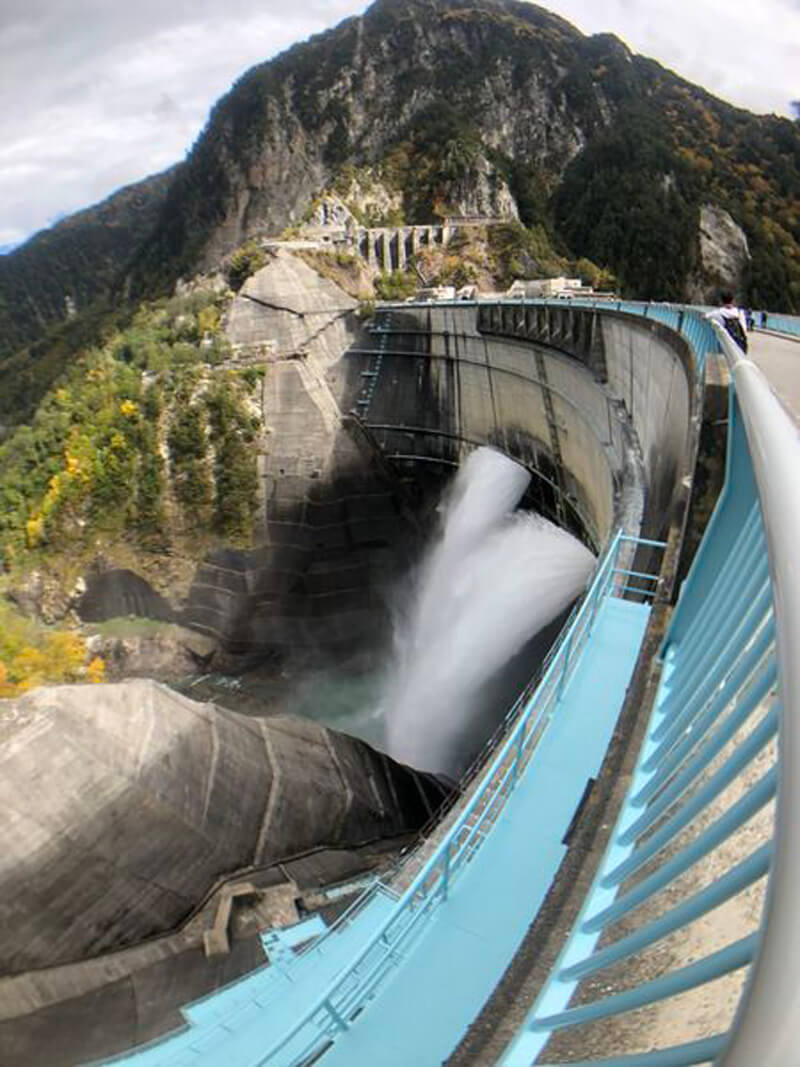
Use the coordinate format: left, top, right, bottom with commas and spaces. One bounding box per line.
507, 277, 584, 298
505, 277, 619, 300
411, 285, 458, 302
443, 215, 510, 227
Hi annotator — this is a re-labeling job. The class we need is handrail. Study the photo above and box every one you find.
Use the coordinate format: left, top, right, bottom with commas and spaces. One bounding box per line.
710, 324, 800, 1065
257, 531, 663, 1064
495, 315, 797, 1066
469, 296, 719, 378
755, 311, 800, 338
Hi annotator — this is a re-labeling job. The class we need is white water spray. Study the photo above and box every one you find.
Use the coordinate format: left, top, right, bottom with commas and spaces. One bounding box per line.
383, 447, 596, 776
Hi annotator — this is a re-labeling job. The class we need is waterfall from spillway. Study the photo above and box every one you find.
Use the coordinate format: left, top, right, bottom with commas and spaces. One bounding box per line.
383, 447, 596, 777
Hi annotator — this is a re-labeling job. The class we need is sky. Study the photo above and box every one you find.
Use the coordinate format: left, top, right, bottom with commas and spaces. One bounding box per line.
1, 0, 799, 252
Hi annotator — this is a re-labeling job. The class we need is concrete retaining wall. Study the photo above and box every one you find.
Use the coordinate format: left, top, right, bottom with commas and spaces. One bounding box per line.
349, 305, 653, 549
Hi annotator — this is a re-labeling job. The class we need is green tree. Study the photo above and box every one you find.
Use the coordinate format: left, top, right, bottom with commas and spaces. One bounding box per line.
227, 242, 266, 291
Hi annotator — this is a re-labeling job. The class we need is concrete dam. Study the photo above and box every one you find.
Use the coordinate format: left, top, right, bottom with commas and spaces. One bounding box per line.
180, 275, 697, 662
0, 269, 709, 1065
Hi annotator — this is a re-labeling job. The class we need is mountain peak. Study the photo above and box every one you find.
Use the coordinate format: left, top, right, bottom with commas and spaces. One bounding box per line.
0, 0, 798, 382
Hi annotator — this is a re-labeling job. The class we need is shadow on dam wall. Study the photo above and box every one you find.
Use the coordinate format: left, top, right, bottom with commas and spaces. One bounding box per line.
73, 299, 700, 824
76, 300, 700, 774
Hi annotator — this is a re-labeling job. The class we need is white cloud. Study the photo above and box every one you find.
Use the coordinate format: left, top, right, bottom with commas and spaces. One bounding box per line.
0, 0, 798, 250
0, 0, 369, 247
543, 0, 800, 116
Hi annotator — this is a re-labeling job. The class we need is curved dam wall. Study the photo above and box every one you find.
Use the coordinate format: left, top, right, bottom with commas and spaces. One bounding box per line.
0, 680, 449, 975
477, 302, 695, 541
364, 301, 695, 548
169, 296, 697, 663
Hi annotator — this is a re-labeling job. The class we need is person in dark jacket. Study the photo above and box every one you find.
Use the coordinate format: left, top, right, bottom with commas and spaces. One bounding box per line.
706, 291, 748, 352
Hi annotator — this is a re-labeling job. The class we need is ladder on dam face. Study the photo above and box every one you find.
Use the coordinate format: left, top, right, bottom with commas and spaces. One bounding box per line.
355, 311, 391, 417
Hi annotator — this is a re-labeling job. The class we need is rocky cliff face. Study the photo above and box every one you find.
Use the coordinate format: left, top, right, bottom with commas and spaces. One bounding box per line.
121, 0, 799, 311
686, 203, 751, 304
2, 0, 799, 384
128, 0, 591, 287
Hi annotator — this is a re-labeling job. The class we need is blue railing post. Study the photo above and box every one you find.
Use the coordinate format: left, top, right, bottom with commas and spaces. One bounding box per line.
440, 841, 452, 901
511, 727, 525, 787
323, 998, 349, 1033
556, 633, 573, 703
587, 569, 605, 632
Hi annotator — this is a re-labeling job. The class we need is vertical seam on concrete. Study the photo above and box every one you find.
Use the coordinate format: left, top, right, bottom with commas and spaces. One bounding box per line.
322, 730, 355, 840
412, 771, 435, 821
129, 975, 143, 1049
534, 349, 567, 525
668, 356, 680, 448
380, 752, 401, 815
449, 307, 463, 449
366, 767, 387, 819
359, 744, 387, 819
135, 684, 157, 778
254, 722, 282, 866
484, 335, 500, 451
646, 333, 654, 436
201, 714, 220, 828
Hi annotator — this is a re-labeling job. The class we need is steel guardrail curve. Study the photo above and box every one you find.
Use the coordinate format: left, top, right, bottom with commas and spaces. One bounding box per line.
710, 324, 800, 1066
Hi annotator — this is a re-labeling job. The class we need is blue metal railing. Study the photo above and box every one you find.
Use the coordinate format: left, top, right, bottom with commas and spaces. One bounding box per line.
465, 296, 721, 378
499, 324, 792, 1066
253, 532, 663, 1066
756, 311, 800, 339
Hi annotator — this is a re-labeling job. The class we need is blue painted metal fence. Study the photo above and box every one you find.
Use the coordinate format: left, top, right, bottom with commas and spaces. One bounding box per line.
254, 532, 661, 1066
756, 311, 800, 339
500, 379, 777, 1066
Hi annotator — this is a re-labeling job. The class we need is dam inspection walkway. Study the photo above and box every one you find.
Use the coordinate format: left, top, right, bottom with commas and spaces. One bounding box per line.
101, 303, 800, 1067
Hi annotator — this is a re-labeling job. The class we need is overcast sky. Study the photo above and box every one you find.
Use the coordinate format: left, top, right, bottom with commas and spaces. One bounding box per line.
1, 0, 799, 251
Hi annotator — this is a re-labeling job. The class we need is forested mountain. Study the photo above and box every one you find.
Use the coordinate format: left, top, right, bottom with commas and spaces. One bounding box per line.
122, 0, 800, 306
2, 0, 799, 423
0, 169, 175, 360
